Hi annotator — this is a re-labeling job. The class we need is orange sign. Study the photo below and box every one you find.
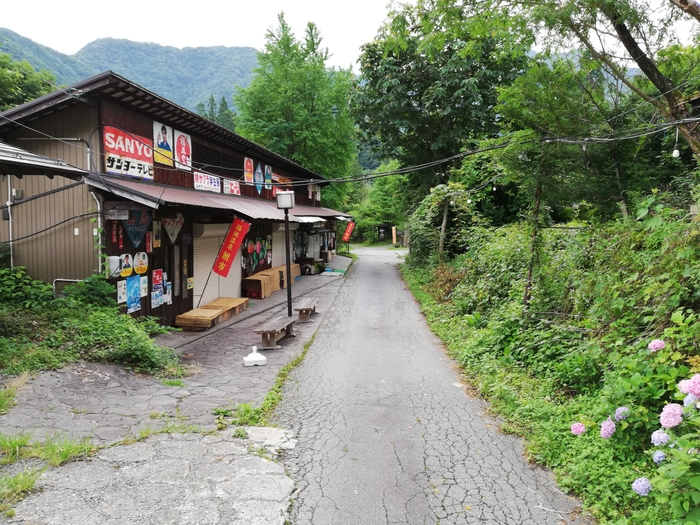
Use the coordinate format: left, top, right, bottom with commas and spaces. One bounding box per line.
213, 218, 251, 277
341, 221, 355, 243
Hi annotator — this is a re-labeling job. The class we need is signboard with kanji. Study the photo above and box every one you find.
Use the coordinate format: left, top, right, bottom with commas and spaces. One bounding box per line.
103, 126, 153, 179
341, 221, 355, 243
212, 218, 251, 277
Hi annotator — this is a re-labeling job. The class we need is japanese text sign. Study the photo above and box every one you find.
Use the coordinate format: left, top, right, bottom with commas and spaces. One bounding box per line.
103, 126, 153, 179
213, 218, 250, 277
341, 221, 355, 243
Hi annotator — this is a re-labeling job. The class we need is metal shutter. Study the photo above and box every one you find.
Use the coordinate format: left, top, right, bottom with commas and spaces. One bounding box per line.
193, 236, 220, 308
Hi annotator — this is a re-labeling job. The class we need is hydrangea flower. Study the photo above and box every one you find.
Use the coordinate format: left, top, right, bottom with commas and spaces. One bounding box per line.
660, 403, 684, 428
614, 406, 630, 421
653, 450, 666, 464
651, 429, 670, 446
648, 339, 666, 352
632, 477, 652, 496
600, 417, 616, 439
571, 422, 585, 435
679, 375, 700, 397
684, 393, 698, 407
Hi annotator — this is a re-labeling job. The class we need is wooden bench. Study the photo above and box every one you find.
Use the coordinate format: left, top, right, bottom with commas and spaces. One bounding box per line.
253, 316, 295, 349
294, 297, 319, 323
201, 297, 249, 319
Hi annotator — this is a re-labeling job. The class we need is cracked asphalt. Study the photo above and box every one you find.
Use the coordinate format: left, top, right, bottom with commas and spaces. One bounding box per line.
273, 246, 592, 525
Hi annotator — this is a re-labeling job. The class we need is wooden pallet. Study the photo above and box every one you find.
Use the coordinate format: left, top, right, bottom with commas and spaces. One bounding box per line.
201, 297, 249, 315
175, 308, 227, 331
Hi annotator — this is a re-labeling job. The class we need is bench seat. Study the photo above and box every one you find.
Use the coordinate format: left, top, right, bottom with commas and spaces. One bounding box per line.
294, 297, 319, 323
253, 316, 295, 349
201, 297, 249, 317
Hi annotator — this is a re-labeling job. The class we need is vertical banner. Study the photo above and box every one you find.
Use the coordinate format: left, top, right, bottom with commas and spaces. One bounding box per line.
264, 165, 272, 190
341, 221, 355, 243
174, 130, 192, 171
213, 218, 251, 277
153, 122, 174, 166
244, 157, 254, 184
254, 163, 264, 195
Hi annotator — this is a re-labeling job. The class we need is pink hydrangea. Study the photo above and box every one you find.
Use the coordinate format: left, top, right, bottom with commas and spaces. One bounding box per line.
679, 375, 700, 397
600, 417, 616, 439
571, 423, 585, 435
648, 339, 666, 352
660, 403, 684, 428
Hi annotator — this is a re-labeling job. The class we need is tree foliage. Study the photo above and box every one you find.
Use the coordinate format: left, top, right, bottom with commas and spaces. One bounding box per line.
196, 94, 236, 131
0, 52, 55, 111
353, 1, 533, 199
235, 13, 356, 192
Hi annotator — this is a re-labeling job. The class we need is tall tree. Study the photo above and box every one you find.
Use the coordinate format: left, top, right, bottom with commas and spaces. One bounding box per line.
0, 52, 55, 111
353, 1, 533, 201
196, 94, 236, 132
235, 13, 356, 193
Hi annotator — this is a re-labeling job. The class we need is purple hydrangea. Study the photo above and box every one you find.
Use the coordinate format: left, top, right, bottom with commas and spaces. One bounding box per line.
660, 403, 684, 429
614, 406, 630, 421
600, 417, 616, 439
571, 422, 585, 436
632, 477, 652, 496
648, 339, 666, 352
651, 429, 670, 446
653, 450, 666, 464
684, 394, 698, 407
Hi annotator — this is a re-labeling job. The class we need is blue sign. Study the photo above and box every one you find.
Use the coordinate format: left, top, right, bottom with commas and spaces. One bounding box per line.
254, 163, 264, 195
126, 275, 141, 313
122, 210, 152, 249
264, 165, 272, 190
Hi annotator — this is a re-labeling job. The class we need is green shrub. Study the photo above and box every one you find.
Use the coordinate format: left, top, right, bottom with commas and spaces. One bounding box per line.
0, 267, 55, 309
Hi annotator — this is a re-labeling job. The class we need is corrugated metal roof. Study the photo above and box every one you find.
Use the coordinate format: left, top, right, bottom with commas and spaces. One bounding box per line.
290, 203, 351, 218
0, 141, 86, 178
85, 175, 289, 220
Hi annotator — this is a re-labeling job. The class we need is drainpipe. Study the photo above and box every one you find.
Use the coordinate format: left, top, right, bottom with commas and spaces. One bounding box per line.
90, 190, 103, 274
6, 175, 13, 268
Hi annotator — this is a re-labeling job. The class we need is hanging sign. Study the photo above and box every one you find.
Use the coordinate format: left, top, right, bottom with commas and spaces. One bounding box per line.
162, 213, 184, 244
122, 210, 152, 249
264, 165, 272, 190
174, 130, 192, 171
194, 171, 221, 193
342, 221, 355, 243
152, 220, 161, 249
212, 218, 251, 277
103, 126, 154, 180
223, 179, 241, 195
244, 157, 254, 184
254, 163, 264, 195
112, 221, 118, 244
145, 231, 152, 253
153, 122, 174, 166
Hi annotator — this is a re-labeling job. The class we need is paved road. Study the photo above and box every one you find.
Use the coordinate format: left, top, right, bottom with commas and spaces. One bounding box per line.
274, 246, 590, 525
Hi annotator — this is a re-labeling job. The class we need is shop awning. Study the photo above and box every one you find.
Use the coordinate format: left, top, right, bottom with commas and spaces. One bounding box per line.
293, 216, 326, 223
0, 141, 87, 179
85, 174, 289, 221
289, 203, 352, 218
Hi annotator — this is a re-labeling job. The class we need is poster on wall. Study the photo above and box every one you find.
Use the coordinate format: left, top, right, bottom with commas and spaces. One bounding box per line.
117, 280, 126, 303
153, 269, 163, 292
182, 259, 188, 299
254, 163, 264, 194
153, 122, 174, 166
120, 254, 133, 277
126, 275, 141, 313
194, 172, 221, 193
152, 221, 161, 249
162, 214, 184, 244
140, 276, 148, 298
264, 165, 272, 190
174, 130, 192, 171
223, 179, 240, 195
103, 126, 153, 180
212, 218, 251, 277
174, 245, 181, 297
122, 210, 152, 249
134, 253, 148, 275
165, 282, 172, 305
244, 157, 254, 184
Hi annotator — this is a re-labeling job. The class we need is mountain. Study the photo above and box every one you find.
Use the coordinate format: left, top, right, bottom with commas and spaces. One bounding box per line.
0, 28, 258, 111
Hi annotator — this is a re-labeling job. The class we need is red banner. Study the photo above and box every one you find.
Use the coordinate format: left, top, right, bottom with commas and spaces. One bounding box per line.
213, 218, 251, 277
341, 221, 355, 243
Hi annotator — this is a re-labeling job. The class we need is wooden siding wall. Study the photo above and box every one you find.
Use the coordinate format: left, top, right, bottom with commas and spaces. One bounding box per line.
1, 104, 100, 282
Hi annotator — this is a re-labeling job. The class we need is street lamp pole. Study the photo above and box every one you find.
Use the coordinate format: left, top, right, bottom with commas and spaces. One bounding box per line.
276, 190, 295, 318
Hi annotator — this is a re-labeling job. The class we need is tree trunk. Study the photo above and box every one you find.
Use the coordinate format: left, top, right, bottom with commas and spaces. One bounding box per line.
438, 198, 449, 263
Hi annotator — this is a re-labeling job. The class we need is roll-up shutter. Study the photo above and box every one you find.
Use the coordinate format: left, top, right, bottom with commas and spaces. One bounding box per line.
193, 236, 220, 307
219, 248, 242, 297
271, 230, 285, 267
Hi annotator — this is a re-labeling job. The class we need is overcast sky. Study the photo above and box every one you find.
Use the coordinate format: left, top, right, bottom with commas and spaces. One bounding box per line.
1, 0, 398, 70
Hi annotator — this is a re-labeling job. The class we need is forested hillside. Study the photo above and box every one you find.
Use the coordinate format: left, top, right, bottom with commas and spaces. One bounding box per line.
0, 28, 258, 110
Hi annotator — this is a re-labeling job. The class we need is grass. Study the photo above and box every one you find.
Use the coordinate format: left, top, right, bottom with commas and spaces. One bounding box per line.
0, 372, 31, 416
161, 379, 185, 387
0, 469, 43, 516
213, 334, 316, 429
